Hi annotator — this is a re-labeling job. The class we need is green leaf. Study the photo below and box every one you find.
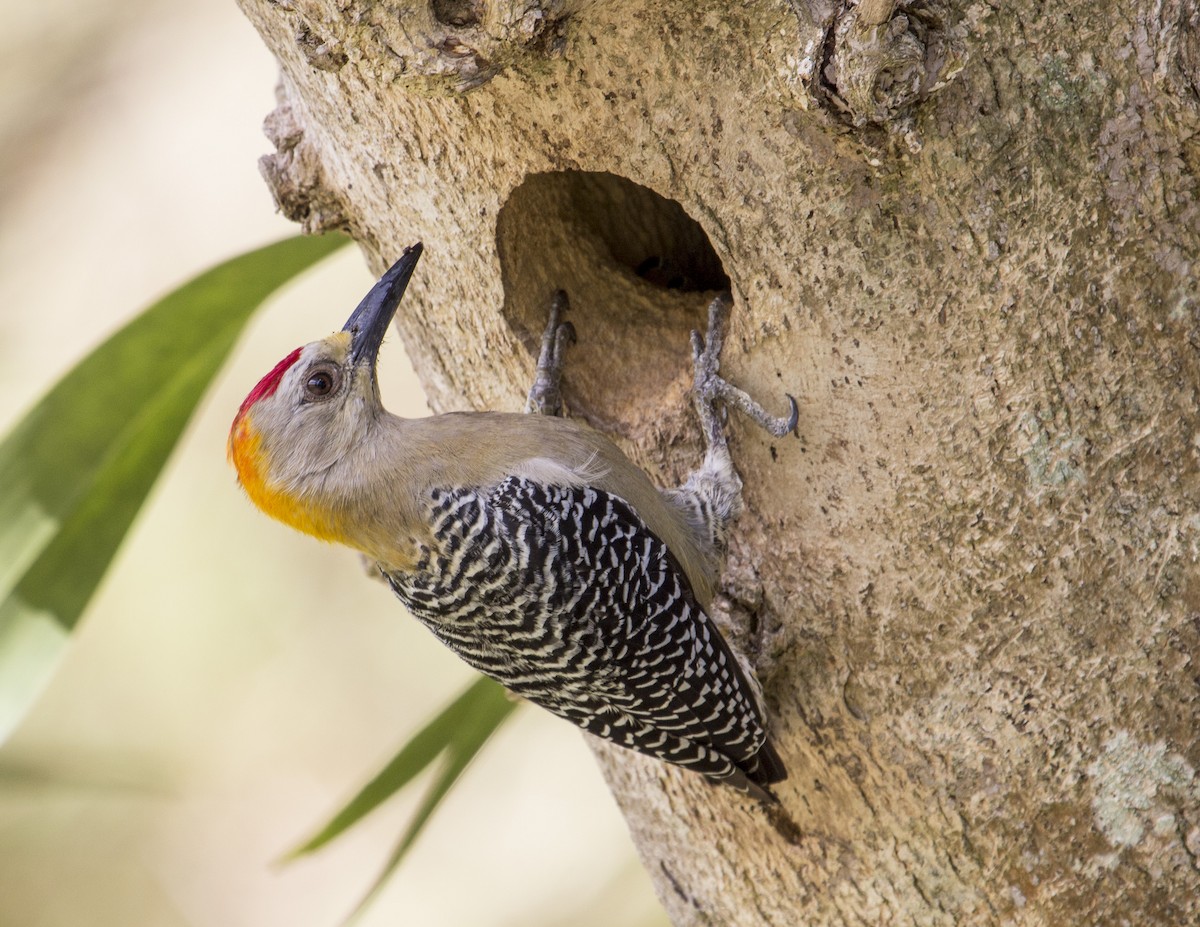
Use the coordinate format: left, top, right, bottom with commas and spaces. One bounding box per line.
0, 233, 350, 740
287, 676, 518, 918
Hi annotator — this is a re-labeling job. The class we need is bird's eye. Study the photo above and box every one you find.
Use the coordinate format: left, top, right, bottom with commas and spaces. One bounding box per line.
303, 365, 340, 401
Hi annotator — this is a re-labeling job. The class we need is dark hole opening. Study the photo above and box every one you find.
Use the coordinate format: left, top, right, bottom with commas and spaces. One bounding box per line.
553, 171, 730, 293
496, 171, 729, 439
431, 0, 482, 28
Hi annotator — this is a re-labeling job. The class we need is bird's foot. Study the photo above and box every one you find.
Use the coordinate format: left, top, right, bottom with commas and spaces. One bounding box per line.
690, 294, 798, 450
524, 290, 576, 417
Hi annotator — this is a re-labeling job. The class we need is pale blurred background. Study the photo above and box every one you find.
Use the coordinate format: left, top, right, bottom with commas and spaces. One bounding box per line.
0, 2, 666, 925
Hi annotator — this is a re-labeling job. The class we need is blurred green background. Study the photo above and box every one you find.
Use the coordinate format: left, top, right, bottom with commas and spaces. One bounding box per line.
0, 2, 666, 925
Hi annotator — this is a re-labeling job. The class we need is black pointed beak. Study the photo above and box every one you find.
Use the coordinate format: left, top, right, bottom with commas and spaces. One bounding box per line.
343, 242, 423, 368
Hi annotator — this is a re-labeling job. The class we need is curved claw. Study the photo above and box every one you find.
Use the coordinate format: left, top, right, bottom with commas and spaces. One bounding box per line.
769, 394, 799, 438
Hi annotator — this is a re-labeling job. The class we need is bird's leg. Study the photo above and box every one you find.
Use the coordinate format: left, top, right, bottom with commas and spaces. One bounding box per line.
669, 294, 799, 551
690, 294, 799, 450
524, 290, 577, 417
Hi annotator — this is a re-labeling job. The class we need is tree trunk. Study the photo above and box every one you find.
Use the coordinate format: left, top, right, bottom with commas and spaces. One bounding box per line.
237, 1, 1200, 923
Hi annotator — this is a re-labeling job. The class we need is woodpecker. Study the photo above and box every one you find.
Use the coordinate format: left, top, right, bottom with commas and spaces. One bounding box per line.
229, 242, 796, 801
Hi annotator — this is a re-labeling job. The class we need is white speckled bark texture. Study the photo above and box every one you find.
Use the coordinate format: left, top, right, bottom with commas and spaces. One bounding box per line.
237, 1, 1200, 922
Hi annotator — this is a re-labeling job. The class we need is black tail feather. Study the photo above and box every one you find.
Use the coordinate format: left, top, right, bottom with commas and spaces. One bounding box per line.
751, 739, 788, 786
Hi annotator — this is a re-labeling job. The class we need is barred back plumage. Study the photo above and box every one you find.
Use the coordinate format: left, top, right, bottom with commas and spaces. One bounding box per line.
382, 475, 785, 791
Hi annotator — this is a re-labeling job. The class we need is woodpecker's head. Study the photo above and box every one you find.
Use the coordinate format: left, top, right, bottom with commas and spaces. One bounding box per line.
228, 242, 423, 540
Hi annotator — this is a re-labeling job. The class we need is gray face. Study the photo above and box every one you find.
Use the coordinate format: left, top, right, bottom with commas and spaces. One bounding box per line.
250, 333, 381, 492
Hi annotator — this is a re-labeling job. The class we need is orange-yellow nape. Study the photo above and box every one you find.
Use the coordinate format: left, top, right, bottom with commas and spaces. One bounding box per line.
227, 345, 301, 484
228, 345, 351, 546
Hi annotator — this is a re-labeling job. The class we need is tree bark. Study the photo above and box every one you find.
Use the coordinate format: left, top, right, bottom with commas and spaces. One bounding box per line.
237, 1, 1200, 923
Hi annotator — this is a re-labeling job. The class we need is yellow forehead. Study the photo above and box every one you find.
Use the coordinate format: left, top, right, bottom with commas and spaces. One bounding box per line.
308, 330, 352, 361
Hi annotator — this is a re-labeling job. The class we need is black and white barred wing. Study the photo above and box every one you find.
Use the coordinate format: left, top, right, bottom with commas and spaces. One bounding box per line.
387, 475, 779, 788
